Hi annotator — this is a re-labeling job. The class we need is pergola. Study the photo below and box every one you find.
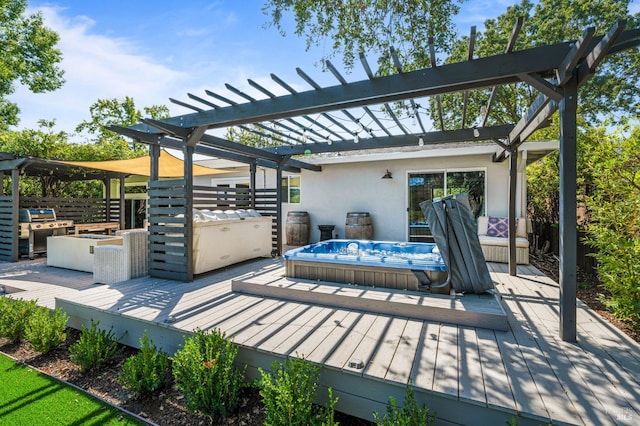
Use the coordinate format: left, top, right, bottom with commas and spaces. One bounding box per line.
111, 20, 639, 342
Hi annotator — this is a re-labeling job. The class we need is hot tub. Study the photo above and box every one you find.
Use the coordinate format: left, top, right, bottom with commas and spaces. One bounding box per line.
284, 240, 449, 293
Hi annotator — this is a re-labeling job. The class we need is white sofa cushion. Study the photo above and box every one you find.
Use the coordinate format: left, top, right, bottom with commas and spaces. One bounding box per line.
478, 235, 529, 248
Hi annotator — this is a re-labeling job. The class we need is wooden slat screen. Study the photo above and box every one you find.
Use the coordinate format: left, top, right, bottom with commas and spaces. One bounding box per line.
0, 196, 16, 261
191, 185, 278, 248
21, 197, 120, 224
147, 179, 189, 281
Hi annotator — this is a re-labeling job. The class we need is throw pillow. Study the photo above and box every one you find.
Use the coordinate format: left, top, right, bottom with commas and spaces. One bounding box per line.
486, 216, 518, 238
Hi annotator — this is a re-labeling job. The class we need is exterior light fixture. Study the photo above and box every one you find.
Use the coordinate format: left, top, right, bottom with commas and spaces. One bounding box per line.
418, 136, 424, 146
473, 126, 480, 138
354, 132, 359, 143
381, 169, 393, 179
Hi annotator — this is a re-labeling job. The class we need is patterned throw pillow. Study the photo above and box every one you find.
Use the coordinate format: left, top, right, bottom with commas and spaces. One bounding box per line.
486, 216, 517, 238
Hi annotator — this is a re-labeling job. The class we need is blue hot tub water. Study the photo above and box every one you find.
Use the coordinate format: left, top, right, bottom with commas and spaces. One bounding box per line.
284, 239, 446, 271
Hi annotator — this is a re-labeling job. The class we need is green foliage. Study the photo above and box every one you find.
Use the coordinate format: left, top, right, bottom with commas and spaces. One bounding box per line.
118, 331, 170, 398
24, 307, 68, 353
69, 320, 122, 372
226, 126, 283, 148
75, 96, 169, 152
373, 384, 435, 426
171, 329, 244, 419
263, 0, 460, 72
0, 0, 65, 130
438, 0, 640, 129
258, 355, 337, 426
0, 297, 38, 343
583, 125, 640, 328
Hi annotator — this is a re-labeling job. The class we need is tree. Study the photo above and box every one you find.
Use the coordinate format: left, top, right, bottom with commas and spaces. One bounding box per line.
75, 97, 170, 154
0, 120, 78, 197
0, 119, 135, 197
0, 0, 65, 130
436, 0, 640, 129
225, 126, 284, 148
263, 0, 461, 73
264, 0, 639, 128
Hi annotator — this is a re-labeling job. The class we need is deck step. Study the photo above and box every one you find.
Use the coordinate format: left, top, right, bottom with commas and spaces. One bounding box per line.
232, 269, 508, 331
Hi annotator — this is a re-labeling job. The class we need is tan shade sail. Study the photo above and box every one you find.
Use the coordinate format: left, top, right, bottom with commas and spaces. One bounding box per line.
60, 149, 229, 177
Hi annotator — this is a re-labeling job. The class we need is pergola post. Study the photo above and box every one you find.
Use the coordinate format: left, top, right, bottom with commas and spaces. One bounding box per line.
250, 161, 257, 209
11, 168, 19, 262
559, 74, 578, 342
183, 144, 194, 282
508, 146, 518, 276
150, 145, 160, 181
104, 178, 111, 222
119, 176, 126, 229
275, 166, 283, 256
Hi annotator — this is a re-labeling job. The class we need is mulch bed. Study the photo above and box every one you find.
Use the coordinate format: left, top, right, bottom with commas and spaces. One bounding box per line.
530, 252, 639, 343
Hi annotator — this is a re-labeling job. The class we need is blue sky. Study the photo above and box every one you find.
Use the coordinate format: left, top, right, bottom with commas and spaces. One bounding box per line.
9, 0, 640, 142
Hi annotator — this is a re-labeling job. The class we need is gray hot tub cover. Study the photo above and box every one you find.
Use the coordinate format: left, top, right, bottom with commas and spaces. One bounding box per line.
420, 194, 493, 294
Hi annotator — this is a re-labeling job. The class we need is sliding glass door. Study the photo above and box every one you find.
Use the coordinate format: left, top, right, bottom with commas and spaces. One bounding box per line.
407, 170, 485, 242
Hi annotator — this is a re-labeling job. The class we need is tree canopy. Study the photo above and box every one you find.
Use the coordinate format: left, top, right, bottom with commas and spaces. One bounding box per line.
437, 0, 640, 129
264, 0, 639, 129
0, 0, 65, 130
75, 97, 170, 154
263, 0, 461, 73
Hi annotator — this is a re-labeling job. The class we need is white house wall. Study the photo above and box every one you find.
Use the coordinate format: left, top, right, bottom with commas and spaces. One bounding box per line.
282, 153, 521, 244
200, 149, 539, 245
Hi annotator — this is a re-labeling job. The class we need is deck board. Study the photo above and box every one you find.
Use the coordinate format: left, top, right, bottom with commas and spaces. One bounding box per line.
410, 322, 440, 392
432, 324, 459, 399
306, 310, 363, 365
6, 257, 640, 425
385, 319, 423, 383
324, 312, 377, 371
475, 327, 517, 412
458, 326, 487, 406
363, 316, 407, 381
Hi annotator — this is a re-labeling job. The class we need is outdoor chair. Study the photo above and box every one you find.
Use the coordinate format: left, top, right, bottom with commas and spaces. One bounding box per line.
93, 229, 149, 284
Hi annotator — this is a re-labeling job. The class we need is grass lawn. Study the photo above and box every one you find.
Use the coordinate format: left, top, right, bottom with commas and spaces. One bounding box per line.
0, 353, 146, 425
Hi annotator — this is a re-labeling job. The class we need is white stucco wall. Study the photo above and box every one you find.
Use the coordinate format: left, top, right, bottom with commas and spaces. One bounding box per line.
200, 142, 560, 244
282, 153, 521, 243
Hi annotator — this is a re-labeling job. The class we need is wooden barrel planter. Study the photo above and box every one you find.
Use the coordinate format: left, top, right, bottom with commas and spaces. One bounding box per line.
345, 212, 373, 240
286, 211, 310, 245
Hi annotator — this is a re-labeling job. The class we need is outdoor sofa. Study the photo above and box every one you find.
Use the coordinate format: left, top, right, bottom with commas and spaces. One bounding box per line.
476, 216, 529, 264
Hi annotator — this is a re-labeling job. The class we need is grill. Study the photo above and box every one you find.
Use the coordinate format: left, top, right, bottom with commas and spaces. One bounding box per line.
19, 208, 74, 259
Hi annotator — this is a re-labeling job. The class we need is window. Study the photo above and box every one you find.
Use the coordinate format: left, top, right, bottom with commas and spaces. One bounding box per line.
408, 169, 485, 242
281, 175, 301, 204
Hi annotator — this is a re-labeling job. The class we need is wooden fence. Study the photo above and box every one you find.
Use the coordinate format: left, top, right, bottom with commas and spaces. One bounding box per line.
20, 197, 120, 224
0, 196, 16, 262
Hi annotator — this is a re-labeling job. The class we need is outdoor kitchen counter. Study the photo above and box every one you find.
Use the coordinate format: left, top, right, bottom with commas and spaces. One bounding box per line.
47, 234, 122, 272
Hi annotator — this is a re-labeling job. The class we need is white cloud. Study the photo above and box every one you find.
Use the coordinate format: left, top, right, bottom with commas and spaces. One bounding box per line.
9, 6, 189, 140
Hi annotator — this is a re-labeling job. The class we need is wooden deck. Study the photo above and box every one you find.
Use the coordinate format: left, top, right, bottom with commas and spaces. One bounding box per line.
2, 257, 639, 425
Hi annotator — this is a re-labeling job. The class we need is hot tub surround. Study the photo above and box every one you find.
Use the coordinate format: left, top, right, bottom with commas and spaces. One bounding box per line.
284, 239, 448, 293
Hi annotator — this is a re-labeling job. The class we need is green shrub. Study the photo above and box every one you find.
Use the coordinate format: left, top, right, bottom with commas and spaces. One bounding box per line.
172, 329, 243, 419
69, 320, 121, 371
0, 298, 38, 343
373, 384, 435, 425
118, 331, 170, 397
258, 355, 338, 426
24, 306, 68, 353
583, 126, 640, 329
